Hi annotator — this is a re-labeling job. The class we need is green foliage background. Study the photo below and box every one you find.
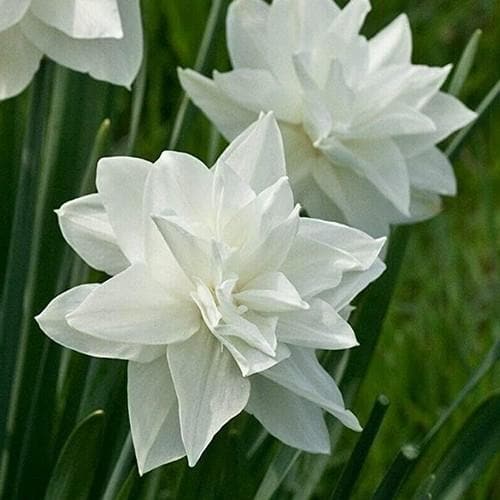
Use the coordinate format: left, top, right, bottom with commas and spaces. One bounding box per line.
0, 0, 498, 498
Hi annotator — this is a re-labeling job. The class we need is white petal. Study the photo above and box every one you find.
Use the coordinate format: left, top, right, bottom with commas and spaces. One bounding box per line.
57, 194, 129, 275
36, 284, 163, 362
321, 258, 386, 311
0, 25, 42, 100
311, 159, 396, 237
330, 0, 371, 41
408, 147, 456, 196
150, 151, 213, 228
226, 0, 270, 69
218, 112, 286, 194
66, 263, 200, 345
262, 347, 361, 431
368, 14, 412, 71
128, 357, 185, 475
320, 137, 411, 216
96, 156, 151, 263
178, 68, 257, 141
168, 329, 250, 466
30, 0, 123, 39
407, 189, 442, 223
235, 272, 308, 313
21, 0, 143, 88
422, 91, 477, 144
153, 215, 213, 284
297, 218, 385, 270
215, 325, 289, 377
213, 69, 301, 124
0, 0, 30, 31
247, 375, 330, 454
237, 206, 300, 282
277, 298, 358, 350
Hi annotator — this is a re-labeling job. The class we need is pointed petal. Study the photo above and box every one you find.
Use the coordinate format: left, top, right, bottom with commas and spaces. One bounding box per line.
57, 194, 129, 275
218, 112, 286, 193
331, 0, 371, 41
247, 375, 330, 454
369, 14, 412, 70
408, 147, 456, 196
178, 68, 256, 140
235, 272, 308, 313
67, 263, 200, 345
0, 25, 42, 100
36, 285, 163, 362
95, 156, 151, 263
320, 258, 386, 311
21, 0, 143, 88
226, 0, 270, 69
320, 137, 411, 216
128, 357, 185, 475
262, 347, 361, 431
276, 298, 358, 350
168, 330, 250, 466
297, 218, 385, 270
422, 91, 477, 144
150, 151, 213, 228
213, 69, 301, 123
30, 0, 123, 39
0, 0, 30, 31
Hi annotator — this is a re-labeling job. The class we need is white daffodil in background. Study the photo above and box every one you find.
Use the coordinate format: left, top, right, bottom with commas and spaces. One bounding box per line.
37, 113, 385, 474
179, 0, 477, 237
0, 0, 143, 100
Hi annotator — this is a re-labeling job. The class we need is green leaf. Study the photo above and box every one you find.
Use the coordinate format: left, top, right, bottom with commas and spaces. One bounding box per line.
428, 393, 500, 499
446, 79, 500, 159
331, 395, 390, 499
45, 410, 106, 500
448, 29, 482, 97
101, 433, 135, 500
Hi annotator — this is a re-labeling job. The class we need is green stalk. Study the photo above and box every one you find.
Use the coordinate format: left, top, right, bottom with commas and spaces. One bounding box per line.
330, 395, 390, 500
0, 61, 53, 482
101, 433, 135, 500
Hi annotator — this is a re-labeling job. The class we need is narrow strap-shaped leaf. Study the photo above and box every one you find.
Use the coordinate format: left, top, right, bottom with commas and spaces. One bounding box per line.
101, 433, 135, 500
448, 29, 482, 97
168, 0, 228, 150
44, 410, 106, 500
0, 61, 53, 496
331, 395, 390, 499
446, 79, 500, 159
427, 393, 500, 499
372, 444, 420, 500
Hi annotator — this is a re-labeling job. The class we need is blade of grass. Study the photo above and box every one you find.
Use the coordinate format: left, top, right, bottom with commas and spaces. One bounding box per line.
330, 395, 390, 500
448, 29, 482, 97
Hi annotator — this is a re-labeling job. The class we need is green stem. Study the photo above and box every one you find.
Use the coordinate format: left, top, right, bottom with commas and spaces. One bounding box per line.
101, 433, 135, 500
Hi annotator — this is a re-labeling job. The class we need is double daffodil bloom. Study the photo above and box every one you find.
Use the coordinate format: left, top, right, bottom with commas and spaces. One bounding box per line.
0, 0, 143, 99
37, 114, 385, 473
180, 0, 476, 237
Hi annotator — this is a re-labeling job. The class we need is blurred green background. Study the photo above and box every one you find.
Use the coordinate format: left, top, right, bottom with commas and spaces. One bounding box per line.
0, 0, 498, 498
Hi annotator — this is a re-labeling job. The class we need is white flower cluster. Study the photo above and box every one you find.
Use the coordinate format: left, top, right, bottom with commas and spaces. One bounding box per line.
37, 114, 385, 472
25, 0, 476, 474
180, 0, 476, 236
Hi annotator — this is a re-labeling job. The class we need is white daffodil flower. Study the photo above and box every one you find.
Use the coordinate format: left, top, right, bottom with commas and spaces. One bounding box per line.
36, 113, 385, 473
0, 0, 143, 100
179, 0, 477, 237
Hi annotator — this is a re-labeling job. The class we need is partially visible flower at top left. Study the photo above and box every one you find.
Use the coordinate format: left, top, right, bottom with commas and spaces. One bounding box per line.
36, 113, 385, 474
0, 0, 143, 100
